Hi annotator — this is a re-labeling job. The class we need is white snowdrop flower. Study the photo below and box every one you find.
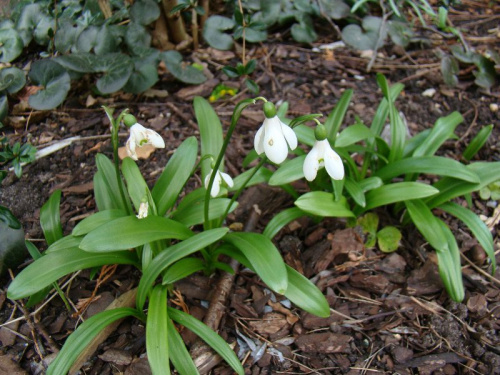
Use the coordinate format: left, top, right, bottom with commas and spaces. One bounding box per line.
254, 102, 297, 164
126, 123, 165, 160
204, 169, 234, 198
136, 201, 149, 219
303, 126, 344, 181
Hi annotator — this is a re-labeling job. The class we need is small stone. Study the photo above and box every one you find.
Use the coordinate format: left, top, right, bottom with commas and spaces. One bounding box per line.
422, 88, 436, 97
490, 103, 499, 112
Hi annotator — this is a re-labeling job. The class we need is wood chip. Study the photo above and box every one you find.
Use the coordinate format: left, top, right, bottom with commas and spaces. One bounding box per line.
295, 332, 352, 353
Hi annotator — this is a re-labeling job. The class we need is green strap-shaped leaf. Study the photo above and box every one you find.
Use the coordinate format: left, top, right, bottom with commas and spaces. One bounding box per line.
167, 318, 199, 374
263, 207, 308, 239
374, 156, 480, 183
93, 171, 114, 211
171, 198, 237, 227
325, 89, 353, 142
462, 124, 493, 161
335, 123, 374, 148
344, 178, 366, 208
45, 235, 81, 254
146, 285, 170, 375
137, 228, 228, 310
439, 201, 496, 272
362, 182, 439, 213
405, 199, 464, 302
294, 124, 315, 146
162, 257, 205, 285
95, 153, 133, 212
269, 156, 306, 186
168, 308, 244, 375
369, 83, 404, 140
194, 97, 223, 180
427, 162, 500, 208
152, 137, 198, 216
40, 190, 63, 245
295, 192, 354, 218
80, 216, 193, 252
230, 166, 272, 191
224, 232, 288, 295
72, 209, 127, 237
8, 247, 138, 299
47, 308, 142, 375
285, 265, 330, 318
412, 112, 463, 157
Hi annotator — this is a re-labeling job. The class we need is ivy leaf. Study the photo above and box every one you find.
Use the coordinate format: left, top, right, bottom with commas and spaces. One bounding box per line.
318, 0, 350, 19
0, 28, 24, 63
130, 0, 160, 25
291, 17, 317, 44
203, 15, 235, 50
161, 51, 206, 85
342, 16, 387, 50
93, 53, 133, 94
0, 67, 26, 94
28, 59, 71, 110
123, 63, 158, 94
125, 22, 152, 56
54, 21, 85, 53
441, 55, 459, 86
0, 95, 7, 121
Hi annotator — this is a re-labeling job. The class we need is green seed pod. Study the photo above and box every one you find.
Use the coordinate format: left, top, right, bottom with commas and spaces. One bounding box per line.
123, 114, 137, 127
263, 101, 277, 119
314, 124, 327, 141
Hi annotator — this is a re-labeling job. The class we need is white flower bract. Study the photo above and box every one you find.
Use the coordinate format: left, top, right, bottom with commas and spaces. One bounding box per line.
136, 201, 149, 219
303, 139, 344, 181
204, 169, 234, 197
126, 123, 165, 160
254, 116, 297, 164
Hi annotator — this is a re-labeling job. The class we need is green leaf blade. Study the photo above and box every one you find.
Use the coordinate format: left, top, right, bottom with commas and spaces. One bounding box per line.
146, 285, 170, 375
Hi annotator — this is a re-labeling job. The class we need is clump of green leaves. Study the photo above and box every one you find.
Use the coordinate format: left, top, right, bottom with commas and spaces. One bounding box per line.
357, 212, 402, 253
222, 59, 258, 94
0, 135, 37, 182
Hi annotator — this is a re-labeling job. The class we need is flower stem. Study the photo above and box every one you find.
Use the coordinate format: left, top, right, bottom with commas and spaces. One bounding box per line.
111, 117, 131, 216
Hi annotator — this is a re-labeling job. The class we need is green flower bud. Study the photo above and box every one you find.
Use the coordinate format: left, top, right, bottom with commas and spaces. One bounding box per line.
314, 124, 327, 141
263, 102, 277, 119
123, 114, 137, 128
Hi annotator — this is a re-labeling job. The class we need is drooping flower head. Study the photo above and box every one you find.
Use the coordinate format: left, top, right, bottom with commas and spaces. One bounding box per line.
205, 168, 234, 198
303, 124, 344, 181
254, 102, 297, 164
124, 114, 165, 161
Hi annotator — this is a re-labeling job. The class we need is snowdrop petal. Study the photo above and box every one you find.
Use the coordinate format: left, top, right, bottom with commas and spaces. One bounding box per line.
254, 125, 265, 155
324, 147, 344, 180
126, 123, 165, 160
303, 145, 321, 181
280, 121, 297, 150
221, 172, 234, 188
126, 139, 138, 160
264, 121, 289, 164
210, 172, 222, 197
146, 129, 165, 148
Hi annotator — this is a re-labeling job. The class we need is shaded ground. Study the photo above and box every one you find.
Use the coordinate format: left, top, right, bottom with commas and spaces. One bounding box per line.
1, 2, 499, 374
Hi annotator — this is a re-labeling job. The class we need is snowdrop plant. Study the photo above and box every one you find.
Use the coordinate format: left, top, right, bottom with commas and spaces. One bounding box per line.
7, 97, 333, 375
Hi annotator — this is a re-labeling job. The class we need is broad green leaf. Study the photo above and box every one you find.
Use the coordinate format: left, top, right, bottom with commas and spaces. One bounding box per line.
123, 63, 159, 94
405, 200, 464, 301
40, 190, 63, 246
358, 176, 383, 192
146, 285, 170, 375
0, 28, 24, 63
152, 137, 198, 216
0, 95, 7, 121
269, 156, 306, 186
46, 308, 142, 375
168, 308, 244, 375
80, 216, 192, 252
427, 162, 500, 208
291, 18, 317, 43
374, 156, 479, 183
324, 89, 353, 142
441, 55, 459, 86
194, 97, 223, 179
95, 153, 133, 212
357, 212, 379, 235
412, 112, 463, 157
224, 232, 288, 294
319, 0, 350, 19
162, 257, 205, 285
362, 182, 439, 212
0, 217, 27, 278
295, 192, 354, 218
294, 124, 315, 147
0, 67, 26, 94
122, 157, 150, 212
285, 265, 330, 317
463, 125, 493, 161
45, 235, 81, 254
125, 23, 152, 55
130, 0, 160, 25
403, 129, 431, 157
263, 207, 308, 239
93, 53, 133, 94
342, 16, 386, 50
93, 171, 114, 211
72, 209, 127, 237
7, 247, 138, 299
55, 52, 96, 73
167, 318, 199, 375
377, 226, 401, 253
28, 59, 71, 110
137, 228, 228, 310
171, 198, 237, 227
230, 166, 272, 191
439, 202, 495, 272
335, 123, 373, 148
202, 15, 235, 50
162, 51, 206, 85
